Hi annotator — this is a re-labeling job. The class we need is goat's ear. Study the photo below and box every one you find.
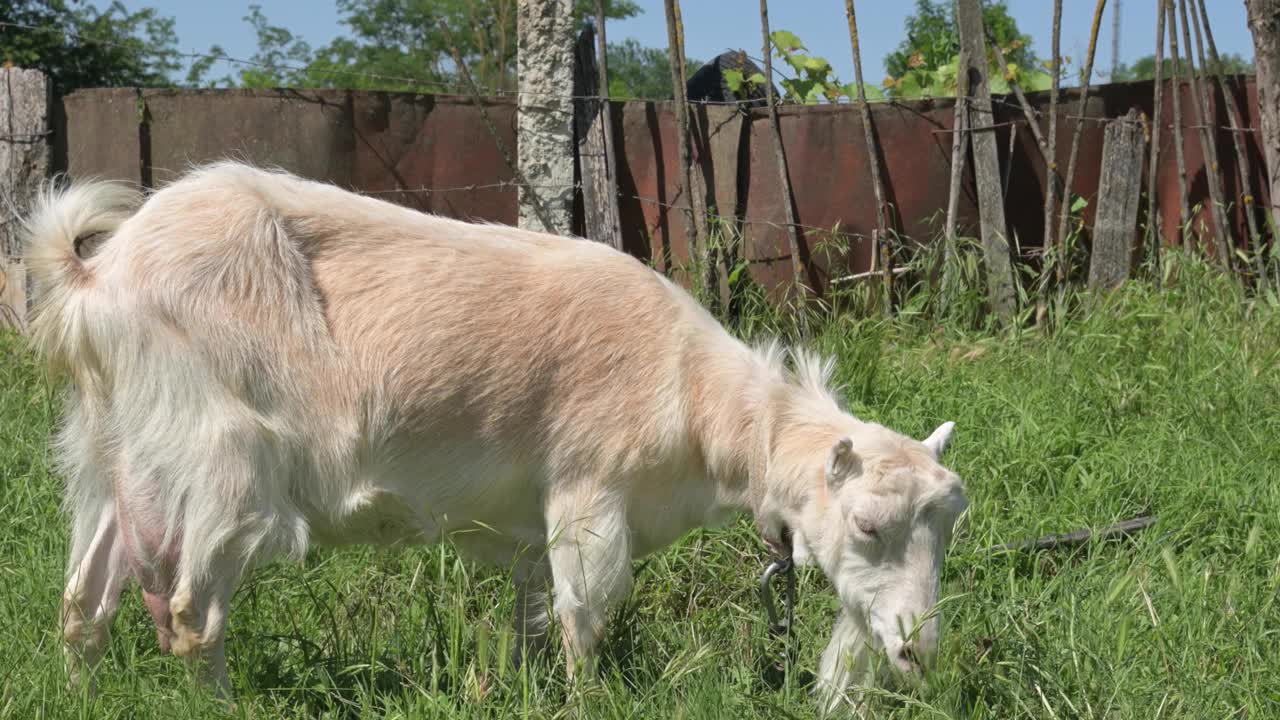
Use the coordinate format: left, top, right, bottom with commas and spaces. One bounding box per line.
922, 421, 955, 458
825, 437, 861, 489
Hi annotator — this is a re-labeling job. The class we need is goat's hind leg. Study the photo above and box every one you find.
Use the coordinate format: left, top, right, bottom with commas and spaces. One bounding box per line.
166, 465, 290, 699
61, 502, 129, 691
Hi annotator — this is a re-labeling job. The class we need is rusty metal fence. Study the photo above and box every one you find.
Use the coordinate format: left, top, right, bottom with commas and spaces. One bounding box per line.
45, 74, 1267, 299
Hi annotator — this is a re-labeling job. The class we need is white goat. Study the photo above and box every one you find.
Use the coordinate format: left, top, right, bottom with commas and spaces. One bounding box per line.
24, 161, 966, 713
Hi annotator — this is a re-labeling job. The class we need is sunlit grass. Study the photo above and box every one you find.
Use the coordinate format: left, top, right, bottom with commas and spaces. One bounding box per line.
1, 248, 1277, 718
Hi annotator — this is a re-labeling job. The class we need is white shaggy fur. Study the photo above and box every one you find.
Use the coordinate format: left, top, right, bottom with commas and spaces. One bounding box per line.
24, 162, 967, 713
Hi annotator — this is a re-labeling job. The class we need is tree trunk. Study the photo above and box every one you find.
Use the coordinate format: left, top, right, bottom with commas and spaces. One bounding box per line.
0, 68, 50, 331
1245, 0, 1280, 257
517, 0, 576, 235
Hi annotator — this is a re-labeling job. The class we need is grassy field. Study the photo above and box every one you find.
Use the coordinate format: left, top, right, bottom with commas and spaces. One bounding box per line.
2, 252, 1278, 718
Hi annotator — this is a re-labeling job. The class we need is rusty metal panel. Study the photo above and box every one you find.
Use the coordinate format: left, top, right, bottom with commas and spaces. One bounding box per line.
61, 88, 143, 185
349, 93, 519, 225
52, 78, 1265, 297
141, 88, 356, 189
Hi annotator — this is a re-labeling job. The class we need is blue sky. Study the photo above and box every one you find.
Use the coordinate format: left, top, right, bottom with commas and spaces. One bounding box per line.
117, 0, 1256, 90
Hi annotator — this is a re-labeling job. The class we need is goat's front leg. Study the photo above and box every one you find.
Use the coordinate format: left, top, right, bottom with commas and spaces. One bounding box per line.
545, 492, 633, 680
510, 549, 554, 669
816, 608, 873, 718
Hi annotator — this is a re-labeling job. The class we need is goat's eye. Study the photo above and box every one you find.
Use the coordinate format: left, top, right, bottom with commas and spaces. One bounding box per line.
855, 518, 879, 538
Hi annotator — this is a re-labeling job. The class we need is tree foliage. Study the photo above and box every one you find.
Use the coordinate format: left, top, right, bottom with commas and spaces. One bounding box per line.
604, 37, 698, 100
882, 0, 1047, 99
1111, 52, 1255, 82
0, 0, 181, 94
189, 0, 648, 95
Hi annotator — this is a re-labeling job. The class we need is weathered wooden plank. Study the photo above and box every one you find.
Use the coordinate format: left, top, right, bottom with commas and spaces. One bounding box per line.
955, 0, 1015, 319
1089, 109, 1147, 290
573, 24, 623, 249
1, 68, 50, 330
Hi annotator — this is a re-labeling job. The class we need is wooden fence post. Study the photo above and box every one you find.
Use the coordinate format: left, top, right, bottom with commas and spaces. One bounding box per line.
1089, 109, 1147, 290
955, 0, 1016, 320
0, 67, 50, 331
573, 23, 623, 250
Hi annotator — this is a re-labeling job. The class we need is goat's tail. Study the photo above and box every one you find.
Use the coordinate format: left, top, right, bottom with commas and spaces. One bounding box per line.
23, 178, 142, 377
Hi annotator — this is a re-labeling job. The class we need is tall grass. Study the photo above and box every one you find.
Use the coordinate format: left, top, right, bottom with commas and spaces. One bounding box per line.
1, 244, 1277, 718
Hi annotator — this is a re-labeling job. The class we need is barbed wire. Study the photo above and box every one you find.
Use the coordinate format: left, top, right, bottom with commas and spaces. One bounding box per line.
2, 18, 1267, 137
355, 179, 873, 240
3, 19, 1271, 245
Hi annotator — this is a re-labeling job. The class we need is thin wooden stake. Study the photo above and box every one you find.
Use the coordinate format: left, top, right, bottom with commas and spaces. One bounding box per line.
663, 0, 704, 276
987, 31, 1053, 171
595, 0, 623, 249
1147, 0, 1168, 278
1178, 0, 1234, 272
941, 98, 969, 303
758, 0, 807, 296
1039, 0, 1063, 316
845, 0, 892, 316
439, 20, 556, 234
1165, 0, 1192, 237
1196, 0, 1266, 285
1056, 0, 1108, 286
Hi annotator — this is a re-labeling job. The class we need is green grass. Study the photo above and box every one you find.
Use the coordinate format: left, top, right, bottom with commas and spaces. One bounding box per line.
2, 250, 1278, 718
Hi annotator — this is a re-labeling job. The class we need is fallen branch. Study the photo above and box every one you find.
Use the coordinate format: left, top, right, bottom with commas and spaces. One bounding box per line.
984, 515, 1158, 553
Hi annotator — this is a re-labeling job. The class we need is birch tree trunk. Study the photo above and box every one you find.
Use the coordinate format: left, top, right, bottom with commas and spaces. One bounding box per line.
517, 0, 576, 235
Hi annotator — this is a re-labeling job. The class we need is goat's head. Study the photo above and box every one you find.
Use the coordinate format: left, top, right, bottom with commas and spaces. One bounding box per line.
782, 419, 967, 679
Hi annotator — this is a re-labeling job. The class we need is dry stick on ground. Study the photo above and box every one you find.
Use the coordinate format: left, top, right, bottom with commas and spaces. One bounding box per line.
1055, 0, 1108, 287
1147, 0, 1168, 281
1178, 0, 1234, 274
1166, 0, 1192, 239
758, 0, 807, 296
594, 0, 624, 250
438, 20, 556, 233
984, 516, 1158, 554
1196, 0, 1267, 286
1038, 0, 1063, 317
663, 0, 704, 279
845, 0, 893, 317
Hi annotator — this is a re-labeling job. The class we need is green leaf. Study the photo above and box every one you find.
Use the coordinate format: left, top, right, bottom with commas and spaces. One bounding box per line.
781, 77, 820, 104
1071, 196, 1089, 213
723, 68, 744, 93
842, 82, 885, 102
1021, 70, 1054, 92
747, 72, 766, 86
895, 71, 926, 98
798, 54, 831, 73
988, 71, 1010, 95
770, 29, 806, 53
